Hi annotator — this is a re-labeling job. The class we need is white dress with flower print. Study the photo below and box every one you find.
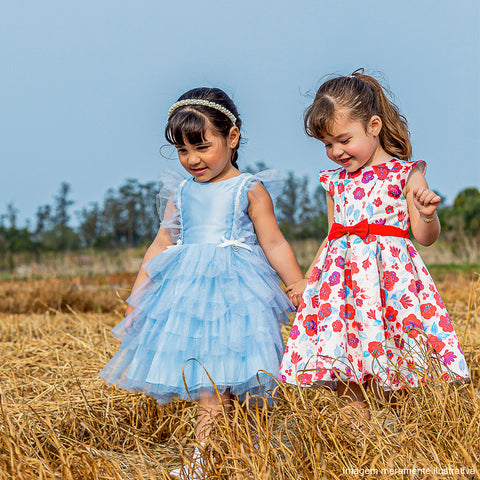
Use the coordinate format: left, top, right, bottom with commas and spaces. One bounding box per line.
279, 159, 470, 390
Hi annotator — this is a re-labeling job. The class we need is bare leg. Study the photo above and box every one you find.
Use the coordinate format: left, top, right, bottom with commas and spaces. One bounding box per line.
337, 381, 371, 425
196, 389, 231, 443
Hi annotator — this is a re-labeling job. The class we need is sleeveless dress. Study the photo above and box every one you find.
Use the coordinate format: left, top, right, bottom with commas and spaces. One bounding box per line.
279, 159, 470, 390
99, 171, 294, 404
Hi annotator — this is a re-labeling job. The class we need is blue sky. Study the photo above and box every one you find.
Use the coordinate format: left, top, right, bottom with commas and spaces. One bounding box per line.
1, 0, 479, 226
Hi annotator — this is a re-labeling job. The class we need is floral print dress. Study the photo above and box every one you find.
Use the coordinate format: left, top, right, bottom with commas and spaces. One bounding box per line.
280, 159, 470, 390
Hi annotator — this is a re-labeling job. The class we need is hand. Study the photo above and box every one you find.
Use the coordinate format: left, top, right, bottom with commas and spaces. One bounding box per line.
412, 186, 441, 218
286, 279, 308, 308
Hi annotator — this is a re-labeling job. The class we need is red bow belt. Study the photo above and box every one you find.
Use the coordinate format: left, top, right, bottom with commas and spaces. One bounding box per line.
328, 219, 409, 241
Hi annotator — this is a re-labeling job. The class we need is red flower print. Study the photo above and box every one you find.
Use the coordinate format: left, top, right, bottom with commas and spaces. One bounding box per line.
443, 350, 457, 365
319, 281, 331, 300
290, 351, 303, 365
368, 341, 385, 358
390, 246, 401, 257
289, 325, 300, 340
400, 294, 413, 308
405, 263, 414, 274
332, 319, 343, 332
434, 292, 445, 308
402, 314, 423, 338
319, 173, 329, 184
329, 271, 340, 286
416, 280, 424, 293
348, 333, 359, 348
323, 257, 333, 272
309, 266, 321, 283
408, 279, 418, 294
373, 164, 389, 179
385, 205, 394, 214
439, 315, 453, 332
357, 359, 363, 372
384, 306, 398, 323
397, 211, 406, 222
338, 183, 344, 194
420, 303, 437, 319
349, 169, 362, 178
311, 294, 320, 308
383, 271, 399, 291
335, 257, 345, 268
352, 320, 364, 331
391, 161, 401, 172
340, 304, 355, 321
353, 187, 365, 200
363, 234, 376, 244
422, 267, 429, 275
344, 268, 352, 289
350, 262, 359, 274
386, 349, 394, 359
388, 184, 401, 198
328, 181, 334, 196
299, 372, 312, 385
427, 334, 445, 354
373, 197, 382, 207
303, 315, 318, 336
362, 258, 371, 269
362, 171, 374, 183
318, 303, 332, 321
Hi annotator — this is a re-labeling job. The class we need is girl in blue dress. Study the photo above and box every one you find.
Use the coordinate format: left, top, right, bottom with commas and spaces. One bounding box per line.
99, 87, 303, 478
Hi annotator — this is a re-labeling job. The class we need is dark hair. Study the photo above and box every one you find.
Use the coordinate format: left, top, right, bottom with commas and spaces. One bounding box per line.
304, 70, 412, 160
165, 87, 242, 168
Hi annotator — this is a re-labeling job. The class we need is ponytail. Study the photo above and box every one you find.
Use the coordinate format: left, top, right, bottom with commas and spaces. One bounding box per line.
354, 73, 412, 160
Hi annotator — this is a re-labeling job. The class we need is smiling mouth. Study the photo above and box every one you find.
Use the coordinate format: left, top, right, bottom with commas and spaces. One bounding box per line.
339, 157, 352, 165
191, 167, 207, 175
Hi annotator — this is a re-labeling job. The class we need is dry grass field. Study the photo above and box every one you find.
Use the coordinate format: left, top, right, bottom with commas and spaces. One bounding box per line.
1, 249, 479, 479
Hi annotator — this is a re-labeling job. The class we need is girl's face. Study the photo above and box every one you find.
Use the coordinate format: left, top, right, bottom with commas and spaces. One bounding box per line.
320, 112, 388, 172
175, 123, 239, 182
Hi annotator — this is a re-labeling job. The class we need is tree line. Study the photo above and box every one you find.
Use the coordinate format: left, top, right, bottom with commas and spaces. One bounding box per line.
0, 164, 328, 259
1, 165, 479, 262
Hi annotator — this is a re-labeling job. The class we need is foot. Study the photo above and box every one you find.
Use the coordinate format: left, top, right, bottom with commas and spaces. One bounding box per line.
170, 447, 205, 479
169, 464, 204, 480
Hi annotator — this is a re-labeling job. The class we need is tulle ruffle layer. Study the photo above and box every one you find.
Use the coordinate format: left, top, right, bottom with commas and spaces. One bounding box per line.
99, 243, 294, 404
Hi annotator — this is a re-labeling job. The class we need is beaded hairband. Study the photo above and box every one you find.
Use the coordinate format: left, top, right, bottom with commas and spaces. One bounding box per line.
168, 99, 237, 125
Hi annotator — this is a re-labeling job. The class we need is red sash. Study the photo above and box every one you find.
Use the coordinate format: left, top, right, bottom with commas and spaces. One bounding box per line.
328, 219, 409, 241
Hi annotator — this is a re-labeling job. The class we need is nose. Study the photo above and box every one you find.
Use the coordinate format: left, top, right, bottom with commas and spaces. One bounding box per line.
187, 152, 201, 166
332, 143, 344, 159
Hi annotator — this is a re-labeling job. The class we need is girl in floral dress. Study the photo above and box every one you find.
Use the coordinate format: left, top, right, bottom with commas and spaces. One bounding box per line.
279, 71, 470, 418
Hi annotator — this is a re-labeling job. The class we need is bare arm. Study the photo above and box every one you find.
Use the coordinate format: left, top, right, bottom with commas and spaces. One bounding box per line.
125, 198, 176, 316
247, 183, 303, 287
404, 166, 441, 246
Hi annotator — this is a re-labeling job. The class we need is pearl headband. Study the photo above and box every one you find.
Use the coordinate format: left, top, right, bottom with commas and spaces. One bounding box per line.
168, 99, 237, 125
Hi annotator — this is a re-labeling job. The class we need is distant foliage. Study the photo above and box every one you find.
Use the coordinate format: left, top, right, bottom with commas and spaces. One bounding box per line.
1, 169, 478, 266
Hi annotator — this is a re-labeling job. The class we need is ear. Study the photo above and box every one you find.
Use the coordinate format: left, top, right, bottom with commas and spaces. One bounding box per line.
228, 126, 240, 148
368, 115, 382, 137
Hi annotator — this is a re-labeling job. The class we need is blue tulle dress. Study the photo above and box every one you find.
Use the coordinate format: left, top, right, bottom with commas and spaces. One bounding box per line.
99, 170, 294, 404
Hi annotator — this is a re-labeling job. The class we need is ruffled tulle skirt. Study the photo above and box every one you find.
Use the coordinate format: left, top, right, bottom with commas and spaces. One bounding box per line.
99, 243, 294, 404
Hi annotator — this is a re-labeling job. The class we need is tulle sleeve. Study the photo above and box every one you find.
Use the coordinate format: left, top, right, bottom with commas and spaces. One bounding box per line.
246, 169, 284, 204
156, 169, 187, 245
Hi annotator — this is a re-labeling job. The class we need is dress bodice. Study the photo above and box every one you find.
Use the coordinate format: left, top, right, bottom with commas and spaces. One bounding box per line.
319, 159, 425, 231
176, 174, 256, 245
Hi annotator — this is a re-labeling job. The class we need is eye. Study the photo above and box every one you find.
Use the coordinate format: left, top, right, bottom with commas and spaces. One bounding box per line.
176, 147, 187, 155
324, 144, 332, 149
197, 145, 209, 151
341, 138, 350, 144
